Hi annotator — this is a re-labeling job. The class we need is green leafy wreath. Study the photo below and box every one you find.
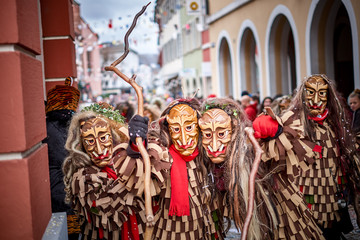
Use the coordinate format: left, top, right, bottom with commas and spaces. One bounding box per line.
82, 103, 125, 123
202, 101, 239, 117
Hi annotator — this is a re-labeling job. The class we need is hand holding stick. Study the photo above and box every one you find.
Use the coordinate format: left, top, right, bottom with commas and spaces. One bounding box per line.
241, 127, 263, 240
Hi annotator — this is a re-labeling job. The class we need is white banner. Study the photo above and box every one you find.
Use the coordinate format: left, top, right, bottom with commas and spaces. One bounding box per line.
186, 0, 202, 15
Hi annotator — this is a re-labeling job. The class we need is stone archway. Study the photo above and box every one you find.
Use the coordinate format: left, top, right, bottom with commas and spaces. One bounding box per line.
239, 28, 259, 94
219, 38, 233, 97
308, 0, 354, 98
268, 14, 297, 97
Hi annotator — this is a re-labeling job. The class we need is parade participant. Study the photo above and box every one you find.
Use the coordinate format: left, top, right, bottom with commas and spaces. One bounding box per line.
62, 103, 170, 239
150, 98, 221, 240
270, 95, 292, 115
289, 74, 360, 239
240, 95, 257, 121
115, 101, 135, 123
349, 89, 360, 134
253, 105, 325, 237
254, 74, 360, 239
198, 98, 277, 240
44, 77, 81, 239
260, 96, 273, 113
348, 89, 360, 227
143, 103, 161, 124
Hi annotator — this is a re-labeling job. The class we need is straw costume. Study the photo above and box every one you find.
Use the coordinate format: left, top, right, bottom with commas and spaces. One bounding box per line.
149, 98, 220, 240
289, 75, 360, 239
63, 104, 170, 240
199, 98, 278, 240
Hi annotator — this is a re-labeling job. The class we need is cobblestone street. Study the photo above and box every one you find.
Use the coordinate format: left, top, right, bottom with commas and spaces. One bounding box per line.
225, 206, 360, 239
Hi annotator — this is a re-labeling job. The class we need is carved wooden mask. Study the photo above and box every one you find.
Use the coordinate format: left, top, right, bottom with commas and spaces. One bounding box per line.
304, 76, 328, 117
80, 117, 113, 167
199, 109, 232, 164
166, 104, 199, 156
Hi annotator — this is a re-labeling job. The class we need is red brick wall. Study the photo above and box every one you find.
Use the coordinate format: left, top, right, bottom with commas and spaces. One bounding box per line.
41, 0, 77, 92
0, 0, 78, 239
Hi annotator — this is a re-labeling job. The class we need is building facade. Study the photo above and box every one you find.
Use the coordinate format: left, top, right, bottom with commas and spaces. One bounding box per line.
207, 0, 360, 99
155, 0, 212, 98
155, 0, 183, 98
180, 3, 203, 98
73, 1, 102, 101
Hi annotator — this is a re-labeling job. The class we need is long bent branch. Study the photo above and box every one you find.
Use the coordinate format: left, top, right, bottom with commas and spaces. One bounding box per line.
242, 127, 263, 240
104, 2, 154, 237
110, 2, 150, 67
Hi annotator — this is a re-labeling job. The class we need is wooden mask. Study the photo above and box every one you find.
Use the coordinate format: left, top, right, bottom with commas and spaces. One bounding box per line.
199, 109, 232, 164
166, 104, 199, 156
80, 117, 113, 167
304, 76, 328, 117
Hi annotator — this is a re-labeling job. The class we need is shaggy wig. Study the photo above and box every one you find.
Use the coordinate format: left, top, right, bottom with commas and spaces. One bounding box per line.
200, 98, 277, 240
62, 110, 128, 204
289, 74, 358, 166
289, 74, 360, 206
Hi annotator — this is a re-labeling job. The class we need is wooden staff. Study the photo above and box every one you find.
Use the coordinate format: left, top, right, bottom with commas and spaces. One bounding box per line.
241, 127, 263, 240
105, 2, 154, 239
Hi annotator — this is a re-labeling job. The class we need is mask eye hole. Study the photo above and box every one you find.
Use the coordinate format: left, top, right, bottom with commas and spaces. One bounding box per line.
172, 127, 180, 133
186, 124, 193, 131
100, 134, 109, 142
85, 139, 95, 145
306, 89, 314, 95
319, 91, 327, 97
218, 130, 228, 139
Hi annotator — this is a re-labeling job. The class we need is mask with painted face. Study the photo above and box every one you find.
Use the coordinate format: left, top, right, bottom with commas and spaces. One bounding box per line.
166, 104, 199, 156
199, 109, 232, 164
80, 117, 113, 167
304, 76, 328, 117
279, 98, 291, 113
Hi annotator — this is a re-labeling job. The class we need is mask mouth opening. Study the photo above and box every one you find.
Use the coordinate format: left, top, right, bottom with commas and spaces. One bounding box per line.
207, 146, 226, 157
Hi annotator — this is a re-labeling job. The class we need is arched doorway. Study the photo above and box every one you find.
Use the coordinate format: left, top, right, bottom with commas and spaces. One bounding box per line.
309, 0, 354, 98
333, 4, 353, 98
239, 28, 259, 95
268, 14, 297, 97
219, 38, 233, 97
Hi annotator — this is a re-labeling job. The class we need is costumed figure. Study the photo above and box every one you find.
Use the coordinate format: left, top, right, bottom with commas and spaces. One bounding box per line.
253, 102, 325, 237
348, 89, 360, 140
62, 103, 170, 240
199, 98, 278, 240
270, 95, 292, 116
115, 101, 135, 123
240, 95, 258, 121
143, 104, 161, 125
288, 74, 360, 239
44, 77, 81, 239
149, 98, 221, 239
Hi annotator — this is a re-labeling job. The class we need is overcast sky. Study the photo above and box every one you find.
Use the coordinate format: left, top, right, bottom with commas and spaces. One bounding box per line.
76, 0, 159, 54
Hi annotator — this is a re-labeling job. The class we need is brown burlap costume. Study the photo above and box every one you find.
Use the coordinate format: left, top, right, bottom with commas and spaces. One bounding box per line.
259, 111, 324, 239
63, 109, 171, 240
199, 98, 277, 240
149, 99, 221, 240
152, 158, 219, 239
288, 75, 360, 239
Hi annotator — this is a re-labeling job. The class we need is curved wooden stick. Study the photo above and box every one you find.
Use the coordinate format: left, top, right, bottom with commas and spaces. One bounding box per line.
241, 127, 263, 240
110, 2, 150, 67
105, 67, 154, 227
104, 3, 154, 239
